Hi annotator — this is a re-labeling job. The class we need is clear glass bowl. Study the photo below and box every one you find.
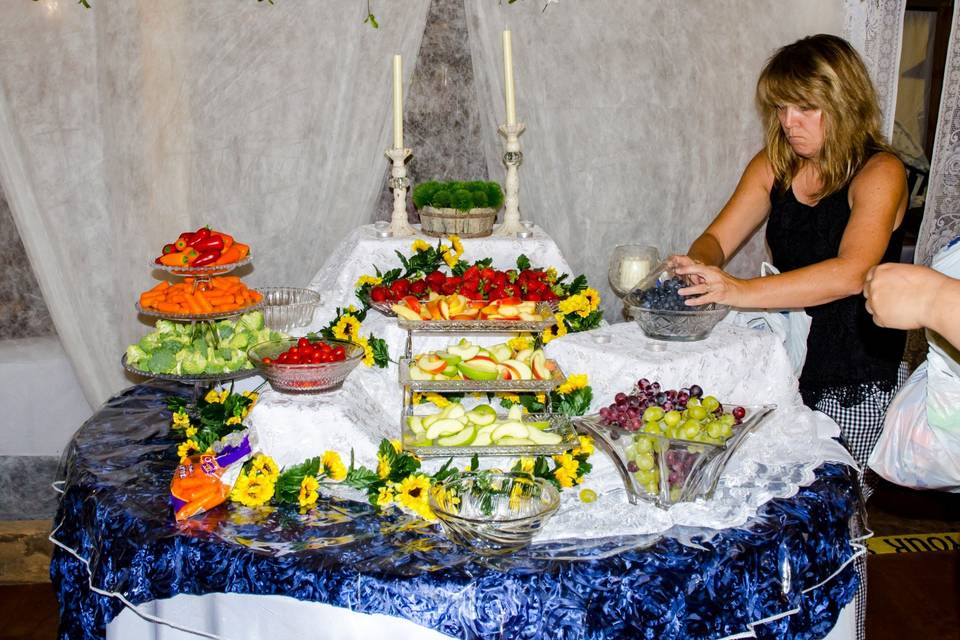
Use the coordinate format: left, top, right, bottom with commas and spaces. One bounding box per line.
259, 287, 321, 332
575, 404, 774, 507
429, 472, 560, 555
152, 255, 252, 277
624, 260, 728, 341
247, 338, 362, 393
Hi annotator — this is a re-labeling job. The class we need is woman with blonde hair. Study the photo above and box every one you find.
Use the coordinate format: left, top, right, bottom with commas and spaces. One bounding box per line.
674, 34, 908, 497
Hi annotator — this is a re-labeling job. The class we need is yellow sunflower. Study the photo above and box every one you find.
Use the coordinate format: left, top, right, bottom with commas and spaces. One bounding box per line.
447, 234, 464, 256
583, 288, 601, 310
230, 472, 275, 507
321, 451, 347, 482
395, 474, 434, 520
376, 486, 395, 507
332, 315, 362, 341
177, 439, 200, 460
377, 454, 392, 480
355, 274, 382, 288
518, 457, 536, 474
298, 475, 320, 508
556, 373, 588, 395
411, 239, 431, 253
424, 392, 450, 408
251, 454, 279, 481
571, 434, 595, 457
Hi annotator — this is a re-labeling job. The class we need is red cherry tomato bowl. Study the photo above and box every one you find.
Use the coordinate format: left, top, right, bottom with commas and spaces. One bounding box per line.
248, 338, 364, 393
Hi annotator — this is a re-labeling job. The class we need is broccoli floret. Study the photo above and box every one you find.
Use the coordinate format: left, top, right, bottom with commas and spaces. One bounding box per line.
181, 350, 207, 375
147, 347, 177, 373
125, 344, 147, 365
154, 319, 177, 335
138, 334, 162, 352
238, 311, 264, 333
226, 332, 249, 350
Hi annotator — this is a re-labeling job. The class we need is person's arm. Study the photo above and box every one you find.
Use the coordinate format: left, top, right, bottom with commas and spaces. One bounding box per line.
865, 263, 960, 349
684, 150, 775, 267
678, 152, 907, 308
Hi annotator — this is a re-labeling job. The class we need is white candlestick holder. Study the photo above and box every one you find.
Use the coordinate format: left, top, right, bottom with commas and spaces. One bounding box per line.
494, 122, 526, 235
385, 147, 416, 237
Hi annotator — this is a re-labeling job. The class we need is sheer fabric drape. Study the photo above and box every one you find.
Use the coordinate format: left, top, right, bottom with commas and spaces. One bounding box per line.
465, 0, 845, 320
0, 1, 430, 406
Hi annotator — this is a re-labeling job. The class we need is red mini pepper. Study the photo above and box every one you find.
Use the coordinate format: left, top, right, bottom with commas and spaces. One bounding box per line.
174, 232, 195, 251
191, 235, 224, 254
191, 250, 221, 267
188, 227, 211, 247
162, 243, 177, 255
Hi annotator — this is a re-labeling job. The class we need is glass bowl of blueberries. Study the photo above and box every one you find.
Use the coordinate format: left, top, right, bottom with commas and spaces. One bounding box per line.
624, 261, 729, 341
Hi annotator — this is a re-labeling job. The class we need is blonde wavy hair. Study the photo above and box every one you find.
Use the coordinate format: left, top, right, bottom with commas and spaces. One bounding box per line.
756, 34, 893, 200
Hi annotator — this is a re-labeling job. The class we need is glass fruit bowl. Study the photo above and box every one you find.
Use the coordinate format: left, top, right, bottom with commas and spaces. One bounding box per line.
429, 472, 560, 555
247, 338, 362, 393
575, 403, 774, 507
624, 261, 729, 341
259, 287, 322, 332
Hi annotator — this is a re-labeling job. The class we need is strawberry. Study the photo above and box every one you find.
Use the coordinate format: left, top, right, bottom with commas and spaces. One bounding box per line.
389, 278, 411, 299
370, 286, 389, 303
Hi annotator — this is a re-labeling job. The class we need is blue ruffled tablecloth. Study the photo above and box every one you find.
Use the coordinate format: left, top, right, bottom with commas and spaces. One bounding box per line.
51, 382, 860, 640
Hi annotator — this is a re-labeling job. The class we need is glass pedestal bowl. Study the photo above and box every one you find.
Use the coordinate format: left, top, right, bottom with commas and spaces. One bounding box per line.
248, 338, 362, 393
429, 472, 560, 555
259, 287, 322, 332
625, 261, 728, 341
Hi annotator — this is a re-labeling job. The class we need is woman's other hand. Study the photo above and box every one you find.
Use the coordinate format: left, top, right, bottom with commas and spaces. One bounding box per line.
675, 263, 747, 306
864, 263, 944, 330
666, 255, 705, 284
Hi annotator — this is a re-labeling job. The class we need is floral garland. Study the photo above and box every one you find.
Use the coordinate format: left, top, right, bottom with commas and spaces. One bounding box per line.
168, 382, 595, 519
354, 235, 602, 341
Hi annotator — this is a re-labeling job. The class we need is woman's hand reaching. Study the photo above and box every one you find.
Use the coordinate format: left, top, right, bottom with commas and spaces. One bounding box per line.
675, 263, 747, 307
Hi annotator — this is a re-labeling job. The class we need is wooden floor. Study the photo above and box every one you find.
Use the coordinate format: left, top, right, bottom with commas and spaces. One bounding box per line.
1, 480, 957, 640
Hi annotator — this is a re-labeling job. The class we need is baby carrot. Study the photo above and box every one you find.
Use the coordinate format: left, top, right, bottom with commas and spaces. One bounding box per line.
183, 292, 204, 315
193, 290, 214, 313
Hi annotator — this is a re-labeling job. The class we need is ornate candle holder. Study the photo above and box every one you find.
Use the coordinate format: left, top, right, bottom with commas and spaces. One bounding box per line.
385, 147, 416, 237
494, 123, 526, 235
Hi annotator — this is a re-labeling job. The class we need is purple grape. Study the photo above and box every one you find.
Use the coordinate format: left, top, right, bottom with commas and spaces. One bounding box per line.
677, 391, 690, 403
610, 430, 620, 440
655, 392, 667, 405
615, 392, 628, 406
637, 378, 650, 390
651, 382, 661, 392
666, 389, 677, 401
627, 460, 639, 473
732, 406, 746, 420
662, 401, 675, 412
689, 384, 703, 398
628, 395, 641, 409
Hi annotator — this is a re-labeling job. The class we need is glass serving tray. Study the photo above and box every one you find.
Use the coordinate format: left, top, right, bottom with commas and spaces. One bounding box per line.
396, 301, 556, 332
401, 411, 578, 458
151, 255, 252, 278
398, 357, 566, 392
121, 353, 257, 383
135, 297, 263, 322
574, 403, 775, 508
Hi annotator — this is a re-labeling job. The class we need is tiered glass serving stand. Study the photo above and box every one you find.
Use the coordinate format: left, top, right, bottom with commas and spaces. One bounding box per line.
397, 312, 577, 458
124, 257, 261, 403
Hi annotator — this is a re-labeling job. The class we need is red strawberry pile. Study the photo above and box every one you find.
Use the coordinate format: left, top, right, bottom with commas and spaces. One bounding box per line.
368, 266, 559, 304
263, 338, 348, 365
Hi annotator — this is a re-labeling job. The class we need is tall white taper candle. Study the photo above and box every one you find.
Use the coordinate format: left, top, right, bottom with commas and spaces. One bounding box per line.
502, 31, 517, 126
393, 54, 404, 149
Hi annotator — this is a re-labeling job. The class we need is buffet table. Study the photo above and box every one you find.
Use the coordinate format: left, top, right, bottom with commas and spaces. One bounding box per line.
51, 225, 864, 639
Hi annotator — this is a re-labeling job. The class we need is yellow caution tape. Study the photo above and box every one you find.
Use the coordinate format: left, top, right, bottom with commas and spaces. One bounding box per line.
867, 532, 960, 554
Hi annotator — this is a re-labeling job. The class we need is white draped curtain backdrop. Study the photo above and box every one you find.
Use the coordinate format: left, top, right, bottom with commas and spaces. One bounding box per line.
465, 0, 845, 320
0, 1, 430, 406
0, 0, 929, 408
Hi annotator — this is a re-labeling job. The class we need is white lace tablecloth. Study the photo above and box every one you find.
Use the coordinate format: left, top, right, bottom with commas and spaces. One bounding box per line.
299, 223, 573, 335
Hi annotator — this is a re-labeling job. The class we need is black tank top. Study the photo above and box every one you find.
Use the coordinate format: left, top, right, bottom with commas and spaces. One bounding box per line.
765, 182, 906, 408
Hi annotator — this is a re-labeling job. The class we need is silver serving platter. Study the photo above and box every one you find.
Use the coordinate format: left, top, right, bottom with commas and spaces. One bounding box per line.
151, 255, 252, 277
401, 411, 578, 458
398, 357, 565, 392
396, 301, 556, 332
135, 296, 263, 322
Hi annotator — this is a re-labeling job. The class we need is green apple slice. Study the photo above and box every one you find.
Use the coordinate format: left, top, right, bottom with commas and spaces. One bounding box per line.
426, 418, 466, 440
445, 404, 466, 421
438, 352, 462, 366
409, 366, 433, 381
457, 358, 499, 381
407, 415, 424, 434
501, 359, 533, 380
515, 348, 534, 364
489, 343, 513, 363
448, 344, 480, 360
466, 404, 497, 426
437, 425, 477, 447
525, 420, 551, 431
421, 413, 442, 429
492, 421, 529, 441
507, 404, 523, 421
526, 426, 562, 445
495, 436, 535, 445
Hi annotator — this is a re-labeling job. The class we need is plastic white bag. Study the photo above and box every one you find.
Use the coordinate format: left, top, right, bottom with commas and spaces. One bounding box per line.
868, 362, 960, 491
722, 263, 812, 377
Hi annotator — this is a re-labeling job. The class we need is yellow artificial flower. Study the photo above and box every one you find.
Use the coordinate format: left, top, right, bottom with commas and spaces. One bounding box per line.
177, 439, 200, 459
355, 274, 382, 288
441, 247, 458, 269
346, 304, 358, 314
559, 294, 591, 318
583, 288, 601, 310
298, 475, 320, 508
424, 393, 450, 408
171, 410, 191, 429
395, 475, 435, 520
185, 426, 198, 438
376, 486, 395, 507
556, 373, 588, 395
541, 326, 556, 344
554, 313, 568, 338
571, 435, 595, 457
242, 391, 259, 403
251, 455, 280, 480
431, 485, 460, 512
411, 239, 431, 253
377, 454, 392, 480
204, 389, 225, 404
447, 234, 464, 256
499, 392, 521, 405
390, 439, 403, 454
230, 472, 275, 507
536, 393, 546, 404
412, 392, 423, 405
332, 315, 362, 341
509, 480, 526, 511
321, 451, 347, 482
354, 336, 375, 367
545, 267, 558, 283
553, 453, 580, 488
518, 457, 536, 474
226, 415, 242, 426
507, 335, 534, 352
554, 466, 576, 488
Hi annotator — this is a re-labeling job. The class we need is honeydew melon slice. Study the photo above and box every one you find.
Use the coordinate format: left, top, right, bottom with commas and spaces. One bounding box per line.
426, 418, 466, 440
407, 415, 424, 434
492, 421, 529, 441
526, 426, 562, 445
437, 425, 477, 447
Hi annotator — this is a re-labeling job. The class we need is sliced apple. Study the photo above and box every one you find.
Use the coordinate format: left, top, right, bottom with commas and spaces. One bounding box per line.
444, 403, 466, 421
526, 426, 562, 445
466, 405, 497, 426
489, 343, 512, 362
472, 425, 496, 447
448, 344, 479, 360
498, 305, 519, 318
518, 312, 543, 321
492, 421, 529, 441
401, 296, 421, 314
438, 425, 476, 447
531, 350, 551, 380
439, 300, 451, 320
407, 415, 424, 434
438, 353, 462, 366
426, 300, 441, 320
409, 366, 434, 381
498, 296, 522, 306
480, 304, 499, 316
496, 436, 536, 445
501, 359, 533, 380
394, 305, 423, 321
426, 418, 466, 440
497, 363, 513, 380
507, 404, 523, 421
458, 357, 500, 381
416, 353, 448, 374
515, 348, 534, 364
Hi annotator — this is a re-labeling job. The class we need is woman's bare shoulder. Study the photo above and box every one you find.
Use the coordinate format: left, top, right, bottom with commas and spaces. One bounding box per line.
853, 151, 906, 186
742, 149, 775, 189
